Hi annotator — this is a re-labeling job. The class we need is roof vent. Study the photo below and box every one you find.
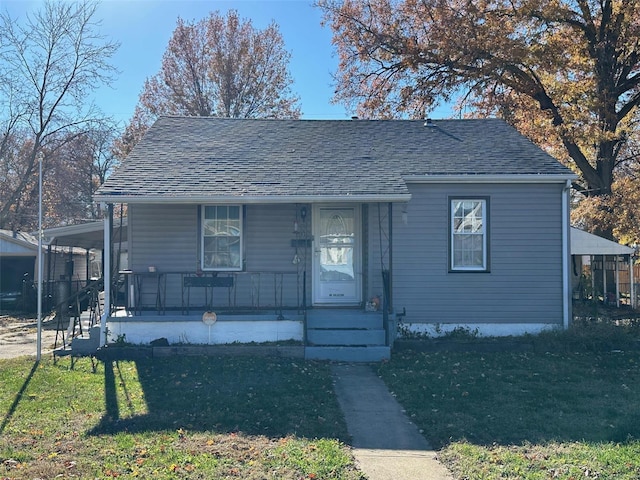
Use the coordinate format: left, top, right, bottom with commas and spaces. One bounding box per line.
424, 118, 435, 127
351, 116, 359, 120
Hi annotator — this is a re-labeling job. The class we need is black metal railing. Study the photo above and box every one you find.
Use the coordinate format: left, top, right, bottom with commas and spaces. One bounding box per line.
52, 279, 104, 350
120, 270, 305, 317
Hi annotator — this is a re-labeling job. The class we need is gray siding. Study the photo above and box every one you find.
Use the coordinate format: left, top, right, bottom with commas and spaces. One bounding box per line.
128, 183, 566, 326
391, 183, 565, 326
129, 203, 309, 309
130, 204, 198, 272
243, 203, 310, 308
364, 203, 388, 303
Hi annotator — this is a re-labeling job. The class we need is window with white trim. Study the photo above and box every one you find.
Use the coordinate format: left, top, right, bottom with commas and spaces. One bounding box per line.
450, 198, 488, 271
202, 205, 242, 271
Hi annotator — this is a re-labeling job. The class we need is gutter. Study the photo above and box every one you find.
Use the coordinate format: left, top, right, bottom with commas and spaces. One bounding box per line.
403, 174, 577, 184
93, 193, 413, 205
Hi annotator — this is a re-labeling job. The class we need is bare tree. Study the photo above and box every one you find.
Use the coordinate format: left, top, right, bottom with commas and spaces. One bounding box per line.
47, 125, 120, 224
0, 0, 118, 230
116, 10, 300, 157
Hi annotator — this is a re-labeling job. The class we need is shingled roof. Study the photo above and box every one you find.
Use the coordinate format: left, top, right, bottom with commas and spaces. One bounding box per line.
94, 116, 574, 204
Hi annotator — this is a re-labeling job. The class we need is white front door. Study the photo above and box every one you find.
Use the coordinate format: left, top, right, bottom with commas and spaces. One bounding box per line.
313, 205, 361, 304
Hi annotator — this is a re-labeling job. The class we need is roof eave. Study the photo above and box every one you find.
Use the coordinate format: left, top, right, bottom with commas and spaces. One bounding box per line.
403, 174, 577, 183
93, 193, 413, 205
0, 231, 38, 250
40, 219, 127, 237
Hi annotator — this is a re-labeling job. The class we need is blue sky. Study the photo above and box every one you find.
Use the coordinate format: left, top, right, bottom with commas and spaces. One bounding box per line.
4, 0, 453, 124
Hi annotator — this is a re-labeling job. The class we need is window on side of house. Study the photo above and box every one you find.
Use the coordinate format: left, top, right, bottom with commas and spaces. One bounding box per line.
450, 198, 489, 272
202, 205, 242, 271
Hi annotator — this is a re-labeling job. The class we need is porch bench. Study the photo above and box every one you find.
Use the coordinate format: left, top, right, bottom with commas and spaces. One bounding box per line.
181, 274, 234, 314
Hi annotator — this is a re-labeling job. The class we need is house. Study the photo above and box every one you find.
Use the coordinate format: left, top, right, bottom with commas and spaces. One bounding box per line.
93, 117, 576, 361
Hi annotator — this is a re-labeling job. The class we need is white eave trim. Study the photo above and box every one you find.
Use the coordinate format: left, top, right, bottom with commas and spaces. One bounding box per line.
41, 219, 126, 237
39, 219, 127, 246
93, 193, 413, 205
403, 174, 577, 184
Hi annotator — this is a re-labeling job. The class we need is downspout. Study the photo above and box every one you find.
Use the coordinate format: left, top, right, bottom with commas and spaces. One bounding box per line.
100, 203, 113, 347
615, 255, 620, 308
603, 256, 607, 304
591, 255, 596, 303
85, 250, 90, 286
562, 180, 571, 329
388, 202, 393, 314
631, 255, 635, 309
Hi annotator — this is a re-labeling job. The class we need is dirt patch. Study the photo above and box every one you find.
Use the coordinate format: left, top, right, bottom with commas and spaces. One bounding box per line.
0, 313, 62, 359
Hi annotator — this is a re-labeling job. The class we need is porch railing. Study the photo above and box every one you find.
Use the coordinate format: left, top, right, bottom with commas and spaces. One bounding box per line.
19, 278, 98, 313
119, 270, 305, 317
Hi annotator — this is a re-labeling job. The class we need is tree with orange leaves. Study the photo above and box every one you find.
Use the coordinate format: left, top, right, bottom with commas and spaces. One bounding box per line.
319, 0, 640, 240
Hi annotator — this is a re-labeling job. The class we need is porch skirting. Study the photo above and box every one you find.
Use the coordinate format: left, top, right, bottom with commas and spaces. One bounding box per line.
106, 311, 304, 345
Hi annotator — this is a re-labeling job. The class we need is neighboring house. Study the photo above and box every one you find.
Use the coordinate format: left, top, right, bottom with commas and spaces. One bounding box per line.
94, 117, 576, 361
0, 229, 94, 309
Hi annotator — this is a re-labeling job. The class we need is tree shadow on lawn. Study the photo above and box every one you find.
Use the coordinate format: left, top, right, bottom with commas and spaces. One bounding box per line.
87, 356, 348, 441
378, 349, 640, 450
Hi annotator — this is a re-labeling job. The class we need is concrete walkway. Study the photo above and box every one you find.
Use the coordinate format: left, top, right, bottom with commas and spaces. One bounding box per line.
331, 363, 454, 480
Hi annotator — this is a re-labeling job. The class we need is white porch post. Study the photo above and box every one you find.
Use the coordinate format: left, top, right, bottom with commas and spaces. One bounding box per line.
100, 203, 113, 347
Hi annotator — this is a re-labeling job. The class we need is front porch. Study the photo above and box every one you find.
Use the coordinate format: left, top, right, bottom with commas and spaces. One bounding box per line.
50, 200, 398, 361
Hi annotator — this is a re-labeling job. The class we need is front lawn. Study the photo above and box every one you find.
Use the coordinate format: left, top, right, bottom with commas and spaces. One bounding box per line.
379, 341, 640, 479
0, 355, 362, 479
4, 329, 640, 479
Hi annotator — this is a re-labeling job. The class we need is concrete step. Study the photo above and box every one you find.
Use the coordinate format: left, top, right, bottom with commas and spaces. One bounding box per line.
306, 312, 383, 329
70, 325, 101, 355
307, 328, 385, 346
305, 346, 390, 362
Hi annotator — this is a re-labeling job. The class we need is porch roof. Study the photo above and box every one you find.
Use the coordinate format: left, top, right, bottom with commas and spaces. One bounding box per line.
570, 227, 635, 256
40, 219, 127, 250
95, 117, 574, 204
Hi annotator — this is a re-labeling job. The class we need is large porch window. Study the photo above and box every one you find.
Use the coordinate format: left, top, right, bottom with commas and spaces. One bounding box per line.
450, 198, 489, 272
202, 205, 242, 271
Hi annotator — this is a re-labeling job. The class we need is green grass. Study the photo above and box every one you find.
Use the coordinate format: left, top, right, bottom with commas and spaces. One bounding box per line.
5, 325, 640, 480
0, 356, 362, 479
379, 343, 640, 479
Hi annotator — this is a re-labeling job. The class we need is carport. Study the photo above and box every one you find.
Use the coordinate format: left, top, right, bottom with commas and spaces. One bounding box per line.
571, 227, 636, 308
42, 218, 128, 274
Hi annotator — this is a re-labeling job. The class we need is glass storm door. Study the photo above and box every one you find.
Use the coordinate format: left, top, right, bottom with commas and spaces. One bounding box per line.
313, 205, 361, 304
